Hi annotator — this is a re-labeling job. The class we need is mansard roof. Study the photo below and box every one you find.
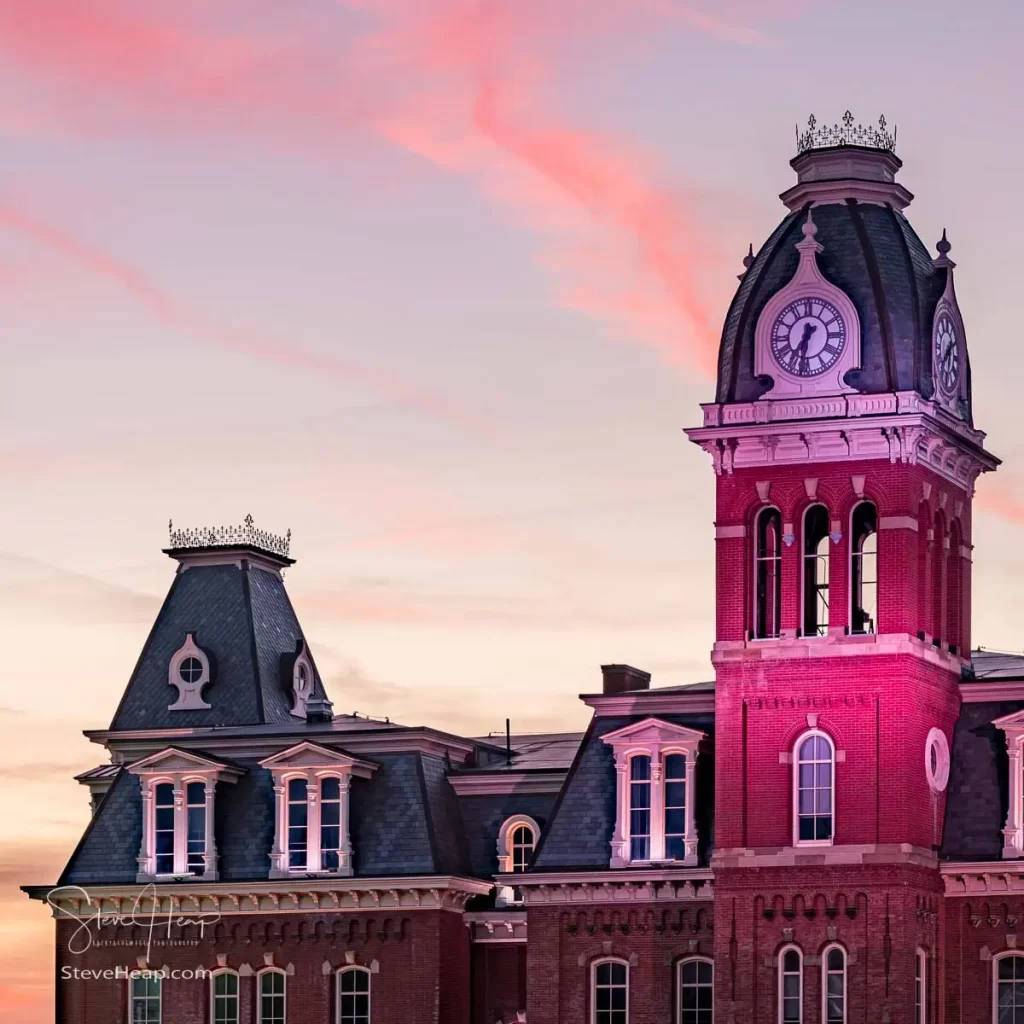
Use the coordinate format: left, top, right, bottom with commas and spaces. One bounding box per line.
716, 202, 962, 419
108, 557, 330, 731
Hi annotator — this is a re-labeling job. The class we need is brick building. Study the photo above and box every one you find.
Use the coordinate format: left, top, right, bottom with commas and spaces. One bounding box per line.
25, 118, 1024, 1023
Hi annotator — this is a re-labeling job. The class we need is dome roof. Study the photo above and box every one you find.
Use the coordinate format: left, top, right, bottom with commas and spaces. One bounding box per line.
716, 150, 971, 424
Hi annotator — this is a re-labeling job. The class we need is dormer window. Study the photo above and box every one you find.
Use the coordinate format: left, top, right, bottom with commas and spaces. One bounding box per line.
128, 748, 242, 882
260, 742, 376, 878
994, 710, 1024, 858
289, 642, 316, 719
167, 634, 212, 711
601, 718, 705, 868
495, 814, 540, 906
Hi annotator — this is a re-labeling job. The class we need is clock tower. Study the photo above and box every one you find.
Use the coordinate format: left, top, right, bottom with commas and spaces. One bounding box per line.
687, 114, 999, 1023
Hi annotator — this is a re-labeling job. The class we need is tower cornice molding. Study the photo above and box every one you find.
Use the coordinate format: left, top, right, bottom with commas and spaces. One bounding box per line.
686, 392, 997, 490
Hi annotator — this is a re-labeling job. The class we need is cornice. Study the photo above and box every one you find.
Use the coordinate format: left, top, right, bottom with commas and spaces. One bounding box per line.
686, 393, 997, 490
447, 771, 567, 796
580, 691, 715, 716
25, 875, 493, 917
713, 843, 938, 870
960, 681, 1024, 704
940, 862, 1024, 895
497, 869, 714, 906
464, 911, 528, 944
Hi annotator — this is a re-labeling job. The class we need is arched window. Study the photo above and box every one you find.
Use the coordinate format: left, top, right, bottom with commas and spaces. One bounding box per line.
664, 753, 687, 860
592, 958, 629, 1024
917, 500, 930, 638
495, 814, 540, 906
678, 957, 713, 1024
803, 504, 830, 636
931, 512, 946, 643
822, 945, 846, 1024
755, 507, 783, 639
287, 777, 308, 869
915, 948, 927, 1024
994, 953, 1024, 1023
947, 520, 963, 655
794, 731, 834, 845
258, 969, 286, 1024
211, 970, 240, 1024
336, 966, 371, 1024
130, 974, 161, 1024
321, 776, 342, 871
850, 501, 877, 634
629, 755, 652, 862
778, 946, 803, 1024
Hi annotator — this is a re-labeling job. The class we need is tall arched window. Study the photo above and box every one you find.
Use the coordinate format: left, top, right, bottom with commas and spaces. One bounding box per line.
510, 822, 535, 871
917, 500, 930, 638
931, 512, 946, 644
756, 507, 783, 639
337, 966, 371, 1024
803, 504, 830, 636
593, 958, 629, 1024
258, 969, 286, 1024
794, 731, 834, 845
778, 946, 803, 1024
822, 945, 846, 1024
947, 521, 962, 655
186, 781, 206, 875
629, 755, 652, 862
994, 953, 1024, 1023
321, 776, 342, 871
287, 777, 308, 869
154, 782, 174, 875
664, 753, 687, 860
211, 971, 240, 1024
678, 957, 713, 1024
850, 502, 877, 634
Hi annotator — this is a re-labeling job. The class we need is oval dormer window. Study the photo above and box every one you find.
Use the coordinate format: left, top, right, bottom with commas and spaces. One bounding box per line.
168, 634, 212, 711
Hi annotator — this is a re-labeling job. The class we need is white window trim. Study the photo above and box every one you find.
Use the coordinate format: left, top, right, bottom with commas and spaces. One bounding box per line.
916, 948, 927, 1024
821, 943, 846, 1024
994, 711, 1024, 858
210, 969, 240, 1024
257, 967, 287, 1024
677, 956, 713, 1024
336, 965, 372, 1024
167, 632, 211, 711
591, 956, 629, 1024
993, 952, 1024, 1024
792, 728, 836, 848
260, 742, 376, 879
778, 944, 803, 1024
601, 717, 705, 868
128, 973, 162, 1024
495, 814, 539, 907
129, 748, 242, 883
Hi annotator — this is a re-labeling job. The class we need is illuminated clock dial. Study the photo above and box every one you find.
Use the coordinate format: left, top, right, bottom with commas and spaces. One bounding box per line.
934, 313, 960, 395
770, 298, 847, 378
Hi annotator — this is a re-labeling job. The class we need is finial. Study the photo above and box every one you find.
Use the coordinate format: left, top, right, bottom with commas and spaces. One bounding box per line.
802, 209, 818, 241
936, 228, 951, 256
743, 243, 754, 269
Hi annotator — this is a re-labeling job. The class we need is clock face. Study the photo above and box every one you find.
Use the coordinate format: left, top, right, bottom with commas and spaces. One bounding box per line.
770, 298, 847, 377
935, 313, 960, 395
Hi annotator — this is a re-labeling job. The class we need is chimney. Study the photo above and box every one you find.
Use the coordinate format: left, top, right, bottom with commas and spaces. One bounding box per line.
600, 664, 651, 695
304, 696, 335, 724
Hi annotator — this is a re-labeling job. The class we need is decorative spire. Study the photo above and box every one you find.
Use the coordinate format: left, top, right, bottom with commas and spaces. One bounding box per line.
933, 228, 956, 269
796, 208, 824, 257
738, 243, 755, 280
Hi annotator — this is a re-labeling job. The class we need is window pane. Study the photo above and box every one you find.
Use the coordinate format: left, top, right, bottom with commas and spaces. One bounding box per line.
630, 756, 650, 781
665, 753, 686, 778
321, 776, 340, 801
288, 778, 307, 801
665, 781, 687, 807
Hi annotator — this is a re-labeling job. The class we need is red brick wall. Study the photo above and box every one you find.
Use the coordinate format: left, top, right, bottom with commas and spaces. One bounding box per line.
55, 909, 471, 1024
471, 944, 526, 1023
714, 864, 943, 1024
524, 903, 713, 1024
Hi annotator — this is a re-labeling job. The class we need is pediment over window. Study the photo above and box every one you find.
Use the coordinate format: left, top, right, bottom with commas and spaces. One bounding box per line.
127, 747, 244, 780
993, 710, 1024, 733
601, 717, 706, 751
258, 741, 376, 778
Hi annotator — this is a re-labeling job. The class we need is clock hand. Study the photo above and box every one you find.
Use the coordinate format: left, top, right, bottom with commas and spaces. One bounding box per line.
799, 322, 817, 347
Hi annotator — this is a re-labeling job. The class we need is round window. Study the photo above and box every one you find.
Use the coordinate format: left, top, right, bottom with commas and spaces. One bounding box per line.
925, 727, 950, 793
179, 656, 204, 684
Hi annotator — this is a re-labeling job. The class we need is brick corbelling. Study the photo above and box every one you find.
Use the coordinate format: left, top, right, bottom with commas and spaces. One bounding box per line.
55, 909, 470, 1024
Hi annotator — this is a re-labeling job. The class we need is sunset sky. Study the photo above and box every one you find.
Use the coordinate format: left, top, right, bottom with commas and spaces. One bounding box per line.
4, 1, 1024, 1019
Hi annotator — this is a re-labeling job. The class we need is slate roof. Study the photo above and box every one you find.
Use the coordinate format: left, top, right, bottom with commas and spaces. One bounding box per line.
715, 200, 965, 421
109, 558, 329, 731
969, 649, 1024, 680
467, 732, 584, 772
